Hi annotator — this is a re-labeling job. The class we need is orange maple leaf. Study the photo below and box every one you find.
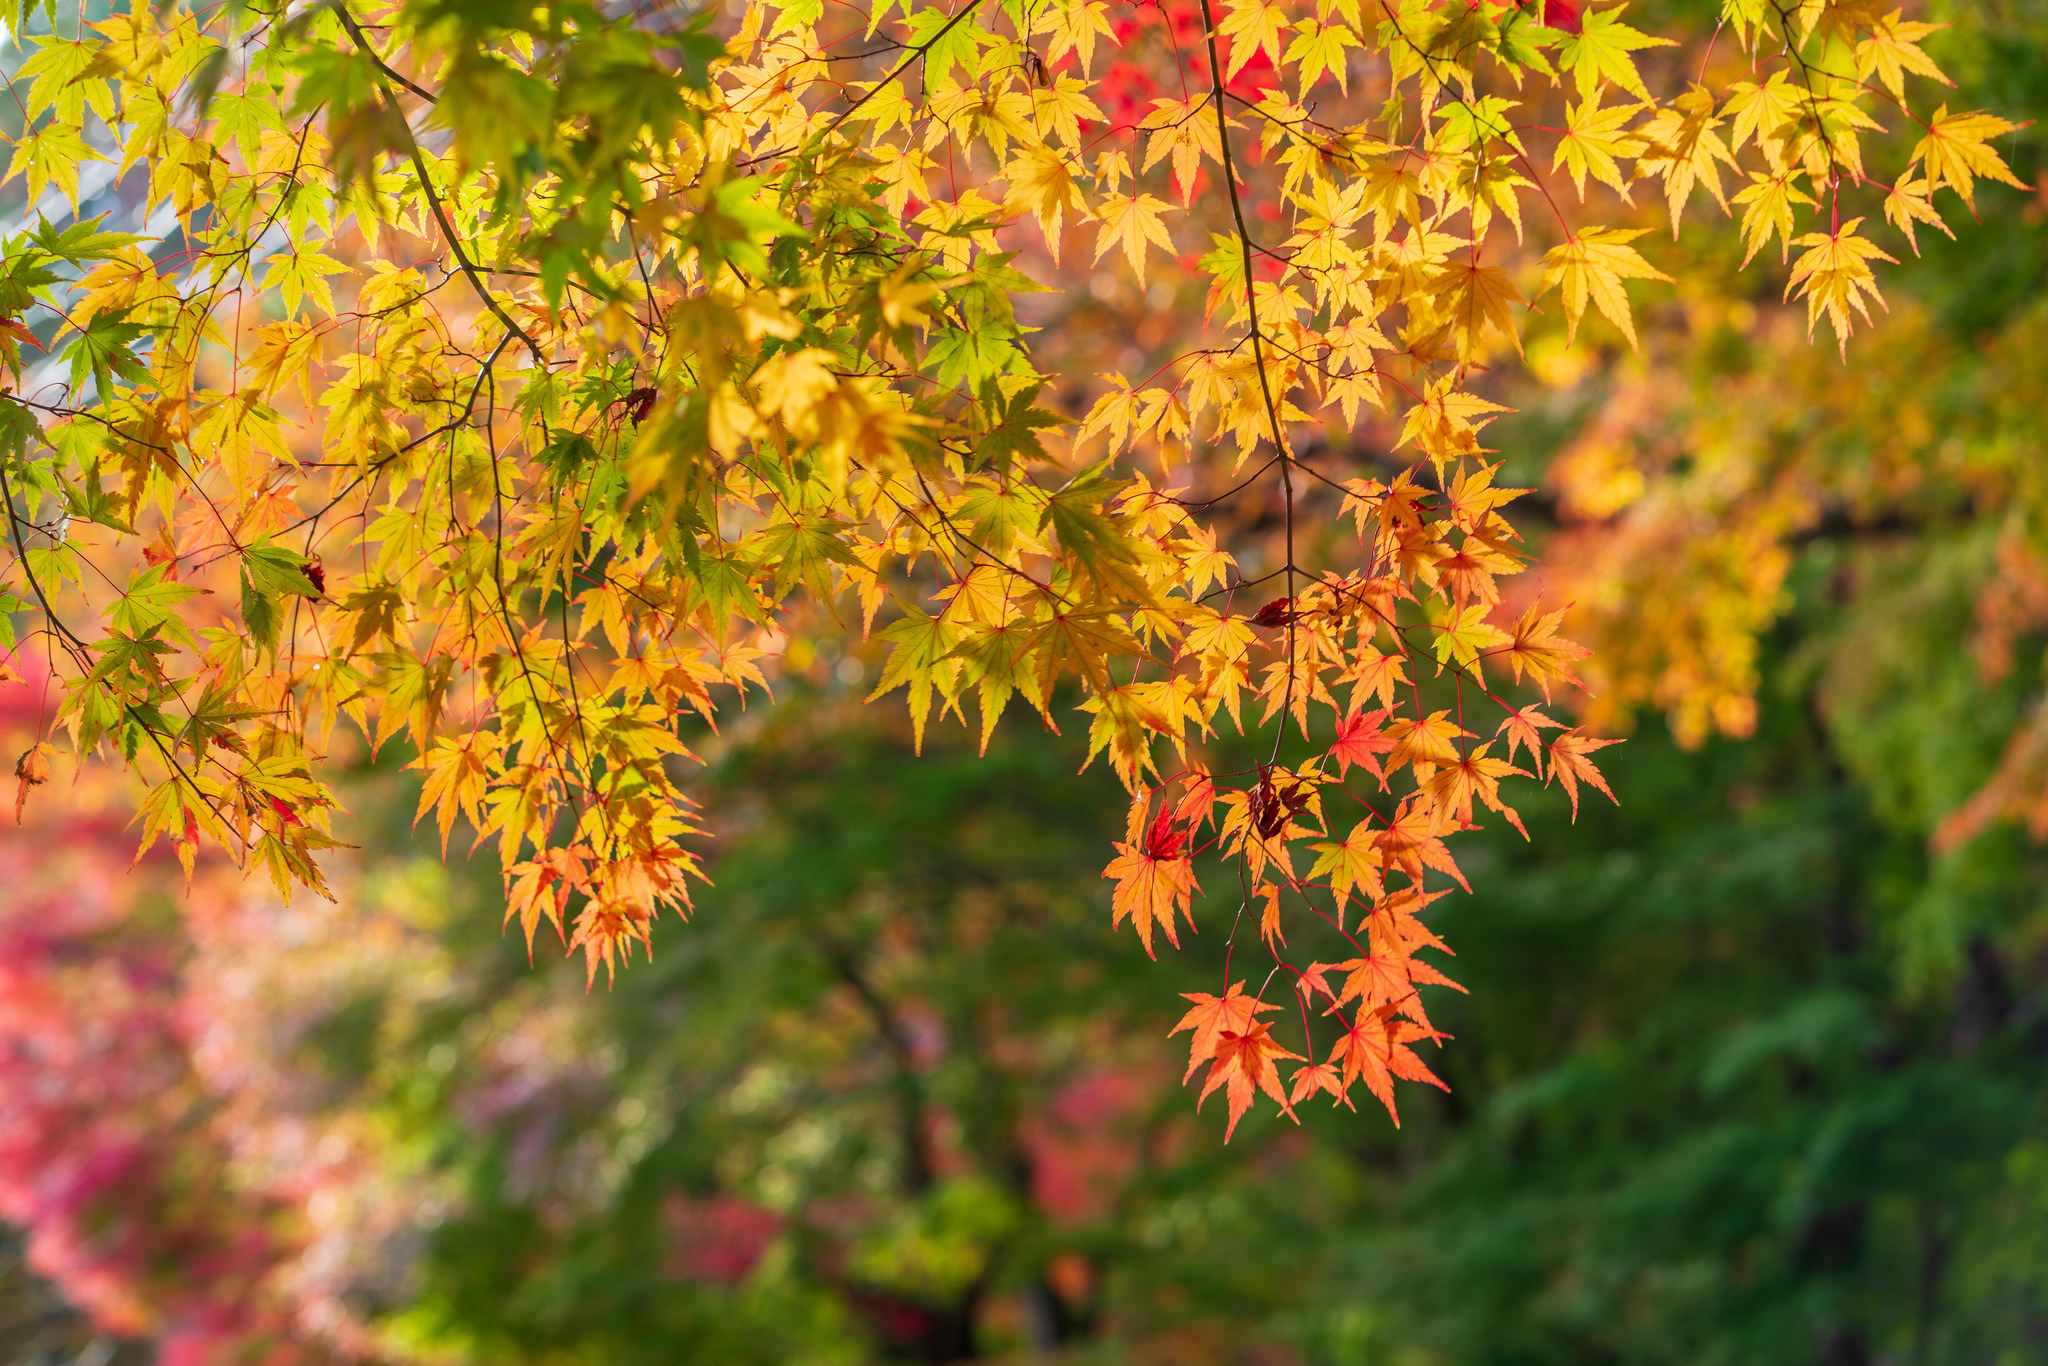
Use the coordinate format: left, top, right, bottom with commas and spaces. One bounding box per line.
1373, 796, 1471, 891
1171, 980, 1278, 1081
1547, 729, 1621, 818
1384, 710, 1470, 778
12, 743, 50, 825
1103, 809, 1200, 957
1348, 645, 1412, 713
1328, 1002, 1447, 1126
1195, 1019, 1302, 1142
1329, 951, 1410, 1013
1289, 1059, 1354, 1110
1496, 703, 1564, 778
1501, 601, 1591, 699
1365, 886, 1454, 961
1294, 960, 1341, 1006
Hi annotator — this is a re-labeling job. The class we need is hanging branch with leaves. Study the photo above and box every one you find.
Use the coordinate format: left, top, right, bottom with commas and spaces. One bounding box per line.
0, 0, 2015, 1138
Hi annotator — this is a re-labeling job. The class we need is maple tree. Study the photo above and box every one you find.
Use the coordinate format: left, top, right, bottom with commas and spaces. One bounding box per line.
0, 0, 2016, 1139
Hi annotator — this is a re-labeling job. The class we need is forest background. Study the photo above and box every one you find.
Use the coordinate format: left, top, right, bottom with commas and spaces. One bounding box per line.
3, 0, 2048, 1364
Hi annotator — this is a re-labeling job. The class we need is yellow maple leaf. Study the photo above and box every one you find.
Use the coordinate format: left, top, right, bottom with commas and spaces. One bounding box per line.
1632, 85, 1736, 236
1731, 170, 1815, 266
1553, 95, 1645, 200
1913, 105, 2030, 212
1286, 17, 1361, 96
1429, 256, 1524, 362
1785, 219, 1896, 356
1093, 191, 1178, 289
1882, 171, 1952, 255
1855, 10, 1949, 100
1037, 0, 1114, 77
1309, 818, 1383, 915
1538, 226, 1673, 349
1003, 144, 1090, 263
1217, 0, 1288, 82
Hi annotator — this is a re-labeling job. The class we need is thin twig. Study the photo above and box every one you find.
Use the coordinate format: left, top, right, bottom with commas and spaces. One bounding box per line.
338, 4, 547, 365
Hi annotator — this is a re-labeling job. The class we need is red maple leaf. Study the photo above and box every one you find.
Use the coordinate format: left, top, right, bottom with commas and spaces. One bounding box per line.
1327, 706, 1394, 783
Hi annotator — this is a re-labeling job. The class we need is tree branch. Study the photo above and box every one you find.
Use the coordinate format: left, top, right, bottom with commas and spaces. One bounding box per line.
338, 4, 547, 366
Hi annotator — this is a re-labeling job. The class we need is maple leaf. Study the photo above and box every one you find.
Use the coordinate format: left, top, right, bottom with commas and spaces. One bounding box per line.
1882, 172, 1952, 256
867, 608, 963, 753
1040, 0, 1114, 75
1294, 960, 1340, 1007
1003, 144, 1091, 263
1289, 1060, 1353, 1109
1443, 461, 1531, 533
1547, 729, 1621, 819
1103, 809, 1201, 957
1031, 74, 1105, 149
416, 734, 491, 855
1501, 600, 1591, 699
1139, 97, 1226, 205
1258, 880, 1285, 950
1287, 18, 1362, 96
1174, 524, 1237, 599
1348, 645, 1412, 713
1425, 744, 1529, 833
1337, 478, 1385, 540
1632, 85, 1736, 235
1554, 5, 1672, 100
1172, 768, 1219, 831
1195, 1019, 1302, 1141
1328, 1002, 1446, 1126
1539, 227, 1673, 349
1731, 170, 1815, 266
12, 744, 51, 825
1374, 796, 1471, 891
1328, 949, 1410, 1014
1249, 596, 1300, 628
1075, 374, 1149, 455
1496, 704, 1564, 778
1912, 106, 2029, 213
1217, 0, 1288, 81
1171, 980, 1279, 1082
1093, 192, 1177, 289
1397, 377, 1511, 467
1309, 818, 1384, 916
1430, 256, 1524, 362
1384, 710, 1469, 778
505, 844, 592, 956
1080, 683, 1174, 790
1723, 71, 1807, 171
1553, 95, 1645, 200
1432, 602, 1512, 674
1327, 706, 1394, 782
1855, 11, 1949, 100
1786, 220, 1896, 357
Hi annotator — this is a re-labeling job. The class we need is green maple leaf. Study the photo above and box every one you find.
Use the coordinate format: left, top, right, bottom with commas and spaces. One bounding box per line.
1556, 6, 1673, 100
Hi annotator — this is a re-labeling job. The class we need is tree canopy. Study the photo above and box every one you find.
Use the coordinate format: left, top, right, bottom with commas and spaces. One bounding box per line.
0, 0, 2024, 1141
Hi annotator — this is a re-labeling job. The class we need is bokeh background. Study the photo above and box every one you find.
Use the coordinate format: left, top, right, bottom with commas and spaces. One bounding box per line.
7, 1, 2048, 1363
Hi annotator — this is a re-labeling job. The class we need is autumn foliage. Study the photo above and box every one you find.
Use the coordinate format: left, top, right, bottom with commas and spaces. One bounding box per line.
0, 0, 2016, 1141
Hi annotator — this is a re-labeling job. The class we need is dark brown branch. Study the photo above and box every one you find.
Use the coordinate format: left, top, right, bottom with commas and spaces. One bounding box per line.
337, 4, 547, 366
333, 5, 440, 105
1193, 0, 1296, 764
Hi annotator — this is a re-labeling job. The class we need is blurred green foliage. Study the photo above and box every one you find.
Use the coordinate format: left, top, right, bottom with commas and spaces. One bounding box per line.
306, 584, 2048, 1365
11, 4, 2048, 1363
332, 6, 2048, 1352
